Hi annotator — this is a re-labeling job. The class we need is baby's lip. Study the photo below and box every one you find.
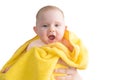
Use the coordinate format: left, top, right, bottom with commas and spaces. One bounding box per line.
48, 35, 55, 40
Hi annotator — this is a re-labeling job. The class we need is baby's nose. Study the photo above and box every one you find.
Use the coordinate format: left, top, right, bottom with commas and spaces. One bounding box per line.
49, 27, 55, 32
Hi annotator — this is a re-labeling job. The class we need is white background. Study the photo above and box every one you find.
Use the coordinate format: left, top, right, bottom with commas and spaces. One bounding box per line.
0, 0, 120, 80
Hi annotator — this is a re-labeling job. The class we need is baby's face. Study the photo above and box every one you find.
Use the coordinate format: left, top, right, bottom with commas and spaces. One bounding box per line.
34, 9, 66, 44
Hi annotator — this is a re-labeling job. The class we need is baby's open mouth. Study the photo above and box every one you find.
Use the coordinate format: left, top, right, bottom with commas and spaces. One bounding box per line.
48, 35, 55, 40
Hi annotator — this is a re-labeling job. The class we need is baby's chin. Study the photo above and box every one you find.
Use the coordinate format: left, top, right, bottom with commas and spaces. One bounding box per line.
47, 39, 56, 44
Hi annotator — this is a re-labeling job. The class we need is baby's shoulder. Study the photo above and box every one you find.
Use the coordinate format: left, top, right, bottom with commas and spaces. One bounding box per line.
27, 39, 45, 51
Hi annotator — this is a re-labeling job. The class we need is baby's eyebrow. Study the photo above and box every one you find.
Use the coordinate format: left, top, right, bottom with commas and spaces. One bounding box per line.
55, 21, 62, 24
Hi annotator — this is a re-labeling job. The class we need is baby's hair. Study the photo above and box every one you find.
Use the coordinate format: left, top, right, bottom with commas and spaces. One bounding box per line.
36, 5, 64, 20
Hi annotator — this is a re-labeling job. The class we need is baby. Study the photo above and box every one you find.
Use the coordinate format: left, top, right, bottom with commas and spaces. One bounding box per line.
27, 5, 82, 80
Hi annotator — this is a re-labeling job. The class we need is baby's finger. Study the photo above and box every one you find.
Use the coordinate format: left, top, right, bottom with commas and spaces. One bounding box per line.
55, 75, 73, 80
54, 68, 66, 74
57, 59, 69, 66
54, 68, 76, 74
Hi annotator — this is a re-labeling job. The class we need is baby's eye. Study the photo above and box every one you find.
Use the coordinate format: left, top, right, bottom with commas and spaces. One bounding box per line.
55, 24, 59, 27
42, 25, 48, 27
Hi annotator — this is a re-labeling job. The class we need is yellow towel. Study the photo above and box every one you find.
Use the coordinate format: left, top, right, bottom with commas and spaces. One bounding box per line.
0, 30, 88, 80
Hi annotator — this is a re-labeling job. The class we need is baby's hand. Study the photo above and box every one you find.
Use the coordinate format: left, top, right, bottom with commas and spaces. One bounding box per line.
54, 59, 82, 80
1, 67, 10, 73
54, 68, 82, 80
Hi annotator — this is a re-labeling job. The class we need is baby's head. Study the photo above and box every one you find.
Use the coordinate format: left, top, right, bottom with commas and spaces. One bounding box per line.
34, 5, 67, 44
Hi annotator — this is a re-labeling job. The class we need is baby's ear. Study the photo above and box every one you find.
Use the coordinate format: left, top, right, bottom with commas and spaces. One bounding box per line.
33, 26, 38, 34
65, 26, 67, 30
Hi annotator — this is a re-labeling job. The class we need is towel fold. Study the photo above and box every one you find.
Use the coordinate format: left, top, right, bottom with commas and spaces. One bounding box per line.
0, 30, 88, 80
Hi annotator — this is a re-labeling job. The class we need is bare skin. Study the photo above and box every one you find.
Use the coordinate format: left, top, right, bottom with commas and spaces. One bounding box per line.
54, 59, 82, 80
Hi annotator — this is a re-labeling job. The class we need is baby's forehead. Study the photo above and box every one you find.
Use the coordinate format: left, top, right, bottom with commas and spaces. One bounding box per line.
36, 6, 64, 19
39, 6, 62, 13
40, 8, 59, 14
